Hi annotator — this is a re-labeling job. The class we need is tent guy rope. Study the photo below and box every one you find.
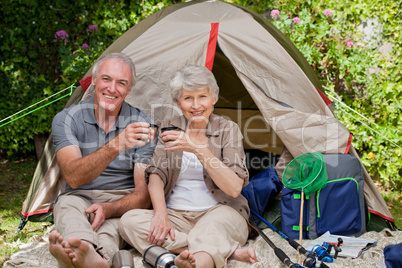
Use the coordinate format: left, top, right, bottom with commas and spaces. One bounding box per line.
0, 84, 75, 128
325, 89, 401, 149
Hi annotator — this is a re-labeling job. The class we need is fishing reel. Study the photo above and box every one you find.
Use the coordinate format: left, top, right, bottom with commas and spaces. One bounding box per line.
310, 238, 343, 263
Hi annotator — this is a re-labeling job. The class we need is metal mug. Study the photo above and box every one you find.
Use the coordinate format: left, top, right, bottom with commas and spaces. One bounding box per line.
142, 245, 177, 268
112, 250, 134, 268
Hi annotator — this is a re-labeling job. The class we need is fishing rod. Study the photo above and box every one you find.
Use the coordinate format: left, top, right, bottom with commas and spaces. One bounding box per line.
250, 209, 329, 268
250, 221, 303, 268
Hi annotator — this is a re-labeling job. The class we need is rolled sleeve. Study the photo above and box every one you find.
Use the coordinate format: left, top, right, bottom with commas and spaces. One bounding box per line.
144, 140, 169, 185
133, 142, 156, 164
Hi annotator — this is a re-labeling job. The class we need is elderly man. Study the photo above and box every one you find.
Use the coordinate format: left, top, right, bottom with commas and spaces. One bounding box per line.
49, 52, 155, 268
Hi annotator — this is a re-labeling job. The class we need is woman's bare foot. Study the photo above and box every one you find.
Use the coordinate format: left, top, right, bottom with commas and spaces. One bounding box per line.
174, 250, 196, 268
48, 231, 75, 268
66, 237, 107, 268
230, 246, 257, 264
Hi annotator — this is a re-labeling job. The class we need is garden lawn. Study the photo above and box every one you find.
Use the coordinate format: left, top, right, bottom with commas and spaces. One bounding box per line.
0, 156, 50, 265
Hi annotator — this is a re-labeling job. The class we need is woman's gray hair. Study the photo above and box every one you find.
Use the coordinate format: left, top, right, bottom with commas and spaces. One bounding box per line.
91, 52, 137, 89
169, 65, 219, 102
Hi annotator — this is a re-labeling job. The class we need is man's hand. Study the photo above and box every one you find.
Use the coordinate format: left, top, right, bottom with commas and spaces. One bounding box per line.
116, 122, 155, 151
85, 203, 108, 232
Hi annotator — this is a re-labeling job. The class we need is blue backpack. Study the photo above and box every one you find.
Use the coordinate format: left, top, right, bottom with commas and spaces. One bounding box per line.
281, 154, 366, 239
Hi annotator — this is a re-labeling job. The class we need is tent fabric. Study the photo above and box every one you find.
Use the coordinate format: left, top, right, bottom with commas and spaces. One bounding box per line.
78, 75, 92, 92
18, 134, 65, 231
349, 146, 394, 222
20, 0, 393, 230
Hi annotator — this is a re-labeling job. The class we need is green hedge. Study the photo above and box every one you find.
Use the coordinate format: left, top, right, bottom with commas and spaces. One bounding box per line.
0, 0, 176, 158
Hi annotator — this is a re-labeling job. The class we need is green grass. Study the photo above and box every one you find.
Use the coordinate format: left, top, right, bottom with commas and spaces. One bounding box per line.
0, 156, 51, 266
0, 155, 400, 266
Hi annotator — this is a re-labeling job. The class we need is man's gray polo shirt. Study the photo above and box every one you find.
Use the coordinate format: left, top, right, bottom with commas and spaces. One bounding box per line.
52, 97, 156, 193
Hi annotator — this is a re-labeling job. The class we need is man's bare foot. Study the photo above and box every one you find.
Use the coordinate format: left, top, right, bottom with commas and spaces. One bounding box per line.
48, 231, 75, 268
230, 246, 257, 264
66, 237, 107, 268
174, 250, 196, 268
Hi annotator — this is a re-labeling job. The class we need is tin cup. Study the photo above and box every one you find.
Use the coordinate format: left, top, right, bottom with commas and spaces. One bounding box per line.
142, 123, 158, 143
161, 126, 184, 144
160, 126, 182, 133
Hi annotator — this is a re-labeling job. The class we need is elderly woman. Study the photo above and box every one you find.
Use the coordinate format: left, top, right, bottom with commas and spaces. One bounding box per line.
119, 65, 256, 268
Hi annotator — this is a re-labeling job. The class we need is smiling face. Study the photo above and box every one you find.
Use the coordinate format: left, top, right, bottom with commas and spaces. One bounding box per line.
93, 57, 132, 116
176, 88, 216, 128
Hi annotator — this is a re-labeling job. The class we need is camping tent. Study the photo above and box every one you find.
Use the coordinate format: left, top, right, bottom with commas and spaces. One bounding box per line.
18, 0, 395, 232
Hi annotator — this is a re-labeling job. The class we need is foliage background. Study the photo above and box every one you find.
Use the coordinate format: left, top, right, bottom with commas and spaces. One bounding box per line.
243, 0, 402, 189
0, 0, 175, 157
0, 0, 401, 189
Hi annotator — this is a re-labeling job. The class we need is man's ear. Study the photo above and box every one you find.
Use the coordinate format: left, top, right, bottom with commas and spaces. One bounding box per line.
126, 87, 132, 96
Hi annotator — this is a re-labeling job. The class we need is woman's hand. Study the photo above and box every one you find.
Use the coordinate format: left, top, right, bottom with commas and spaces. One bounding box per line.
161, 130, 207, 153
148, 211, 175, 245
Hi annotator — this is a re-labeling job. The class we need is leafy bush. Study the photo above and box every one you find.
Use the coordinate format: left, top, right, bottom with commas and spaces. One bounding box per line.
0, 0, 176, 158
233, 0, 401, 188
